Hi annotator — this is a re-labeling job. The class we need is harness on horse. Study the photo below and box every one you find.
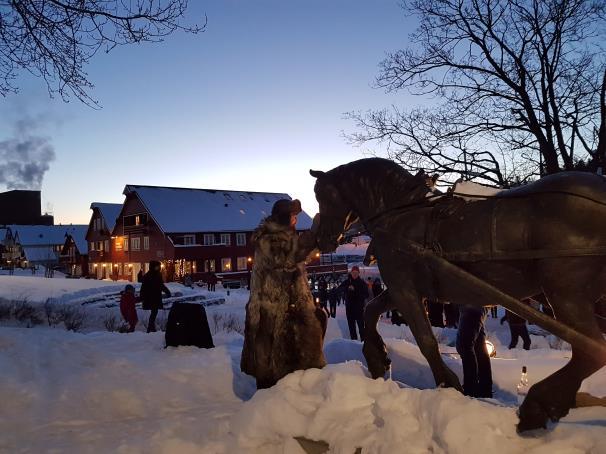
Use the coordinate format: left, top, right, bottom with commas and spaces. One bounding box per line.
360, 187, 606, 262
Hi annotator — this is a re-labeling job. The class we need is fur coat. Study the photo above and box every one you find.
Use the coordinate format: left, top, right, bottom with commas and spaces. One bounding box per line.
241, 218, 327, 389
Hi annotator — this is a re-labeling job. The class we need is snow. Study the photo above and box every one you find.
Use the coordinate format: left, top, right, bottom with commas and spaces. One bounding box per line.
0, 275, 605, 452
124, 185, 313, 233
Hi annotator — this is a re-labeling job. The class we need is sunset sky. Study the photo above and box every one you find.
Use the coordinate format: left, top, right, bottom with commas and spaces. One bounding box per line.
0, 0, 417, 224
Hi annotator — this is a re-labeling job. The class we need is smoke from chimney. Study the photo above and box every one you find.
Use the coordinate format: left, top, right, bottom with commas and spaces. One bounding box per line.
0, 116, 56, 190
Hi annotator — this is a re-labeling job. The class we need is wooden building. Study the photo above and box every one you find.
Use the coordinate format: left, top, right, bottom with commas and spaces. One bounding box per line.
92, 185, 318, 282
86, 203, 122, 279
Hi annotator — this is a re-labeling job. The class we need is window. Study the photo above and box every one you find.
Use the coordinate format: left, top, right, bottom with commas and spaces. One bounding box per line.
203, 234, 214, 246
221, 258, 232, 272
220, 233, 231, 245
183, 235, 195, 245
89, 242, 94, 251
143, 236, 149, 250
104, 240, 109, 252
124, 235, 129, 251
204, 259, 215, 272
131, 237, 140, 251
97, 241, 103, 251
118, 263, 123, 276
124, 213, 148, 227
236, 233, 246, 246
223, 193, 233, 200
115, 237, 123, 251
237, 257, 248, 271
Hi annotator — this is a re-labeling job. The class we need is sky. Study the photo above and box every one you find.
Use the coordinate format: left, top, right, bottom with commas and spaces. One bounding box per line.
0, 0, 419, 224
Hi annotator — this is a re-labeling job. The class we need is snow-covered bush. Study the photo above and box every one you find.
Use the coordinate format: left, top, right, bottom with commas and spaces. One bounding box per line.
103, 314, 120, 332
12, 300, 43, 327
211, 312, 244, 335
0, 299, 11, 320
59, 306, 87, 332
44, 300, 63, 327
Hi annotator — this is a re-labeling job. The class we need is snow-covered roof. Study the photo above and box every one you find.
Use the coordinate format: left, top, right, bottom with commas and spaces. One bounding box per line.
91, 203, 122, 231
65, 227, 89, 254
22, 246, 58, 263
10, 225, 89, 247
123, 185, 314, 233
335, 242, 368, 257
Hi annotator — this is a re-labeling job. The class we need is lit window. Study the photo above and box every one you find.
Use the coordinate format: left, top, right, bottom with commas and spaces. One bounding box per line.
124, 235, 129, 251
220, 233, 231, 246
236, 233, 246, 246
221, 258, 232, 272
115, 238, 123, 251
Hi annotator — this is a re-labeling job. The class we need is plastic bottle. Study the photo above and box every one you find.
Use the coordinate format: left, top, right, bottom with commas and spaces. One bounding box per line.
517, 366, 529, 405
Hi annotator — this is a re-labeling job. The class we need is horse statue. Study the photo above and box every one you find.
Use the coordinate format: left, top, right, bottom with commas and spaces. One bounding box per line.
310, 157, 606, 432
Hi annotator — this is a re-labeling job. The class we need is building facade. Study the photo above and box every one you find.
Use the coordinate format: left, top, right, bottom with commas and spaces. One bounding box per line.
87, 185, 318, 283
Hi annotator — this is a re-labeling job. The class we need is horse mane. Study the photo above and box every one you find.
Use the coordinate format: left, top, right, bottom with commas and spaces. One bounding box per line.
325, 158, 426, 211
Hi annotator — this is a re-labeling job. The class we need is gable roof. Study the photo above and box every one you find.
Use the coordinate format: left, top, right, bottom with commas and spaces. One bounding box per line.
10, 225, 89, 247
123, 185, 313, 233
90, 203, 123, 231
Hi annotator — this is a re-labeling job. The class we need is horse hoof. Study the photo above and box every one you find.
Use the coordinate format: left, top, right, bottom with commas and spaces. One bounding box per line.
517, 400, 548, 433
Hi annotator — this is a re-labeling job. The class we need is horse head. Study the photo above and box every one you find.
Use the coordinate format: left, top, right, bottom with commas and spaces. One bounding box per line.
310, 168, 357, 253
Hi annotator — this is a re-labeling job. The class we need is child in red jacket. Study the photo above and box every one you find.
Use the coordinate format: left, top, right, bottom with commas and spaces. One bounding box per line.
120, 284, 138, 332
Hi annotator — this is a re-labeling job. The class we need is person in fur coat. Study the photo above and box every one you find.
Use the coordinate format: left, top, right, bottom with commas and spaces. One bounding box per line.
241, 199, 327, 389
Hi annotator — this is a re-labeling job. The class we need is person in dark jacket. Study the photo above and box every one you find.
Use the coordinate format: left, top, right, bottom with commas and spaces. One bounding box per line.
318, 276, 329, 315
339, 265, 369, 340
501, 308, 532, 350
456, 305, 493, 398
207, 272, 218, 292
137, 269, 144, 283
140, 260, 171, 333
328, 285, 340, 318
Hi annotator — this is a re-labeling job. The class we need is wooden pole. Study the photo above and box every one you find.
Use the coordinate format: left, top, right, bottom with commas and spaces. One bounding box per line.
398, 239, 606, 358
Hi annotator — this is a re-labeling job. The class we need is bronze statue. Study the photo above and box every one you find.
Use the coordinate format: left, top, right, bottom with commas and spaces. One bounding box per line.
310, 157, 606, 432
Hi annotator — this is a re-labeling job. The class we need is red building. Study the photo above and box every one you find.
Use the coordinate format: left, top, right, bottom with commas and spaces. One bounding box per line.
88, 185, 319, 283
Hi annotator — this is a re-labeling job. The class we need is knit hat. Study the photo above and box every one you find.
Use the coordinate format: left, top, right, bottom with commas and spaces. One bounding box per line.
125, 284, 135, 293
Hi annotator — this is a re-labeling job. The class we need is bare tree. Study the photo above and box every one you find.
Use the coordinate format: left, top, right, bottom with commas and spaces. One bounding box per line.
0, 1, 205, 105
347, 0, 606, 185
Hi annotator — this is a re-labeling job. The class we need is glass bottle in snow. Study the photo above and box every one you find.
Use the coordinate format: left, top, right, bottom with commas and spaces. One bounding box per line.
517, 366, 529, 405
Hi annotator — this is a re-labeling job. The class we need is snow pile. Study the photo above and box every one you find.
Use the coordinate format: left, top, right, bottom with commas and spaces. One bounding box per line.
208, 362, 605, 453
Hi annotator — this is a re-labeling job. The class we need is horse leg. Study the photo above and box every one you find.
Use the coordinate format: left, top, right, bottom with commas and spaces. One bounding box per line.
518, 260, 606, 432
392, 286, 463, 391
362, 290, 394, 379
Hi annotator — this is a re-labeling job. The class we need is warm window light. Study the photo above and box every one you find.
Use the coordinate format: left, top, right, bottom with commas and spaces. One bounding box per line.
128, 264, 133, 269
94, 264, 98, 268
315, 252, 320, 258
485, 340, 497, 358
102, 264, 106, 267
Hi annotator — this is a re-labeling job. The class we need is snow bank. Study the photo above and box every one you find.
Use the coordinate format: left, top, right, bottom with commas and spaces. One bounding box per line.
204, 361, 605, 453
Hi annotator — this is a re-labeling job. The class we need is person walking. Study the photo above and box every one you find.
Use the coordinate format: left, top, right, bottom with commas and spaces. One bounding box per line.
140, 260, 171, 333
501, 309, 531, 350
456, 305, 493, 398
340, 265, 369, 341
241, 199, 327, 389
